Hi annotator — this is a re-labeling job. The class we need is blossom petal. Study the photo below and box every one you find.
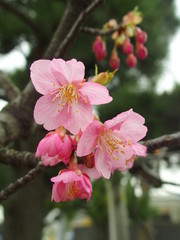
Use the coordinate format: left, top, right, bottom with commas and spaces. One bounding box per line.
79, 82, 112, 105
30, 60, 60, 95
64, 100, 94, 135
95, 148, 111, 179
77, 120, 102, 157
132, 143, 147, 157
34, 94, 69, 131
104, 109, 132, 130
51, 58, 85, 84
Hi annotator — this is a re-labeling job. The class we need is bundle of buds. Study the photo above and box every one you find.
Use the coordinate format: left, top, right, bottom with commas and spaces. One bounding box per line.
92, 8, 148, 69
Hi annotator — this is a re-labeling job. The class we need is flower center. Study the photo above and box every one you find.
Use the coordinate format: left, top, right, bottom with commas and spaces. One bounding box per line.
67, 182, 80, 199
99, 130, 131, 161
53, 84, 79, 114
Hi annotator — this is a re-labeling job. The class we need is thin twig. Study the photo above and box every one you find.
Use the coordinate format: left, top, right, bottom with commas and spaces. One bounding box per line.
81, 25, 122, 36
0, 162, 45, 203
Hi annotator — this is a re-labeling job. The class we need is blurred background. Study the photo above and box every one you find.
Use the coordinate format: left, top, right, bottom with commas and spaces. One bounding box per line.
0, 0, 180, 239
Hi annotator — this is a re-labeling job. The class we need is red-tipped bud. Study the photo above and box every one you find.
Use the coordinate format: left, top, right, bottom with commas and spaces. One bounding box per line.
136, 28, 147, 44
136, 43, 148, 60
92, 36, 107, 61
109, 50, 120, 69
126, 53, 137, 68
122, 39, 134, 54
84, 153, 95, 168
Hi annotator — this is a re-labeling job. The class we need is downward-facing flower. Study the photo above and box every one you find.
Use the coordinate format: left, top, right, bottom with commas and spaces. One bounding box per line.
30, 58, 112, 134
51, 169, 92, 202
77, 109, 147, 179
36, 127, 72, 166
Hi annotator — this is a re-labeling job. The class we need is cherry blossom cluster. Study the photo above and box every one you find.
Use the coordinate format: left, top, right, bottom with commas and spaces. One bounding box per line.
92, 8, 148, 69
30, 58, 147, 202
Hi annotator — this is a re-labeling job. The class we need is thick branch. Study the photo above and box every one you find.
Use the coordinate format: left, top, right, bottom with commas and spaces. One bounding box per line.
0, 146, 38, 168
0, 0, 46, 40
143, 131, 180, 153
0, 162, 45, 203
0, 71, 20, 102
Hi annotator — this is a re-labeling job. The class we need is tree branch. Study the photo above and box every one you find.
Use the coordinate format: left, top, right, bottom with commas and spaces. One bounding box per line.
0, 146, 38, 168
0, 71, 20, 102
143, 131, 180, 153
0, 162, 45, 203
0, 0, 46, 40
55, 0, 104, 57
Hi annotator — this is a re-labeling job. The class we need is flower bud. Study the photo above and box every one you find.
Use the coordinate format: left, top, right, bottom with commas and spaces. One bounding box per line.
136, 43, 148, 60
126, 53, 137, 68
109, 50, 120, 69
92, 36, 107, 61
122, 38, 134, 54
136, 28, 147, 44
92, 69, 118, 86
84, 153, 95, 168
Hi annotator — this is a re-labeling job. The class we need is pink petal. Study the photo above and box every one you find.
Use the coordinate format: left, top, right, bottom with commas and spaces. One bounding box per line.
63, 100, 94, 135
77, 120, 103, 157
132, 143, 147, 157
51, 58, 85, 84
30, 60, 60, 95
78, 164, 101, 180
34, 94, 69, 131
79, 82, 112, 105
95, 148, 111, 179
104, 109, 132, 130
120, 119, 147, 142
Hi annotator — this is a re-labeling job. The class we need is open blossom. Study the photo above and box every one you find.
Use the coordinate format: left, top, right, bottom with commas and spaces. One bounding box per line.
31, 58, 112, 134
77, 109, 147, 179
51, 169, 92, 202
36, 128, 72, 166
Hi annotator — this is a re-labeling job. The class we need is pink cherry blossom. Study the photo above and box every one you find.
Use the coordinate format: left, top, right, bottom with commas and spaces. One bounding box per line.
51, 169, 92, 202
77, 109, 147, 179
30, 58, 112, 134
36, 129, 72, 166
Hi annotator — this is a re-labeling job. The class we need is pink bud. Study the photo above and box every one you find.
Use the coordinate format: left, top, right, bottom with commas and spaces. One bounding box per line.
84, 153, 95, 168
136, 28, 147, 44
136, 43, 148, 60
92, 36, 107, 61
109, 50, 120, 69
126, 53, 137, 68
122, 39, 134, 54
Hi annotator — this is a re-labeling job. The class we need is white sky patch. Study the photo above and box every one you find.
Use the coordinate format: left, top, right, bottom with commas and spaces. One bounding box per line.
0, 41, 30, 72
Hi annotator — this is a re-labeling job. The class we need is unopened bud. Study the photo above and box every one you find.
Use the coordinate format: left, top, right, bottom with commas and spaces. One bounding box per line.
92, 36, 107, 61
84, 153, 95, 168
122, 38, 134, 54
126, 53, 137, 68
136, 27, 147, 44
109, 50, 120, 69
92, 69, 118, 86
136, 43, 148, 60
